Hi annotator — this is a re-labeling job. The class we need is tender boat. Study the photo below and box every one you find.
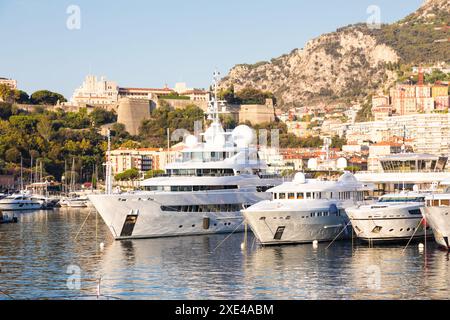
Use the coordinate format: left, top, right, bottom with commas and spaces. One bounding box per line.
243, 172, 374, 245
347, 192, 432, 242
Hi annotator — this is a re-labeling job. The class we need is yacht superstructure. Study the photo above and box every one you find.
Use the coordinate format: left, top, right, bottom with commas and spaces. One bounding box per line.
243, 172, 374, 245
88, 72, 282, 239
347, 192, 431, 242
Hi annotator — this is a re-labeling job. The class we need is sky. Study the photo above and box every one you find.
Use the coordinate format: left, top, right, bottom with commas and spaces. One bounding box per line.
0, 0, 424, 99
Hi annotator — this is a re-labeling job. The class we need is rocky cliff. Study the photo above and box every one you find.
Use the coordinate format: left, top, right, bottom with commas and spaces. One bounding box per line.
220, 0, 449, 109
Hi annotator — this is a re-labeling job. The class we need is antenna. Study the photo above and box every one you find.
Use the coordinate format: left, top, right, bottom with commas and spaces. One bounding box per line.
105, 129, 112, 195
206, 70, 223, 124
401, 125, 406, 153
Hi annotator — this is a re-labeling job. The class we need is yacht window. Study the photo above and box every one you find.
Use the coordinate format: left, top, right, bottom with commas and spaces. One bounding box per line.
306, 192, 311, 199
288, 193, 295, 199
279, 193, 286, 200
440, 199, 450, 206
161, 203, 243, 213
273, 193, 278, 200
408, 209, 422, 215
297, 193, 304, 199
433, 200, 440, 206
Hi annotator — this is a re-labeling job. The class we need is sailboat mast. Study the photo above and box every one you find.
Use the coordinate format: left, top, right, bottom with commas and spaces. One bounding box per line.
20, 155, 23, 191
105, 129, 112, 195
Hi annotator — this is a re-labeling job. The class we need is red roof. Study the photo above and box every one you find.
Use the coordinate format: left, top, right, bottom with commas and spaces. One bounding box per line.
372, 141, 402, 147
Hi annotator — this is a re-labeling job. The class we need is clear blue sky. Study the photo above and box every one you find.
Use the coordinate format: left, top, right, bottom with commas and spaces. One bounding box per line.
0, 0, 423, 99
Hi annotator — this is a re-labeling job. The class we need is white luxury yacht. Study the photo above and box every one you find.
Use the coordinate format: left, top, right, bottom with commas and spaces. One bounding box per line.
347, 192, 432, 242
423, 180, 450, 250
242, 172, 374, 245
88, 72, 282, 239
0, 193, 42, 211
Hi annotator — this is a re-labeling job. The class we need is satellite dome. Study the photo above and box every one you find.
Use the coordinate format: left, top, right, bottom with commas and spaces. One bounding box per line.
232, 125, 255, 148
338, 172, 357, 184
204, 123, 225, 146
185, 135, 198, 148
293, 172, 306, 184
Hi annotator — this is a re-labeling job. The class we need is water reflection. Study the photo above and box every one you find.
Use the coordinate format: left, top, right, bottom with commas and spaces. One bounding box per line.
0, 209, 448, 299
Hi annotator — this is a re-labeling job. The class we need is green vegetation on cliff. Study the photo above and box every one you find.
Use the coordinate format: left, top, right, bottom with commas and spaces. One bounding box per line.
0, 103, 116, 183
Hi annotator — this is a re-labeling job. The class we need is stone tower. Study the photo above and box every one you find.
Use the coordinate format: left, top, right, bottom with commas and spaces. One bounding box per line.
116, 98, 152, 136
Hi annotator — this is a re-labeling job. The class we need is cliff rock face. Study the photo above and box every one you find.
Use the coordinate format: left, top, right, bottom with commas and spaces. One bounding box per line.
413, 0, 450, 22
220, 0, 449, 109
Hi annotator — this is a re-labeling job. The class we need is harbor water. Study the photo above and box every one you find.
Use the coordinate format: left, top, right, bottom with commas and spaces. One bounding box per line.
0, 208, 449, 300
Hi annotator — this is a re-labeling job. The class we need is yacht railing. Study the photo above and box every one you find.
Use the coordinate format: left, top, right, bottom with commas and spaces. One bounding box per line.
356, 169, 448, 174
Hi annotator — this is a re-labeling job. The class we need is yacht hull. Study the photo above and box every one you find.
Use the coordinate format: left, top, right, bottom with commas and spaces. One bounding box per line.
347, 205, 429, 242
422, 206, 450, 250
243, 207, 351, 245
88, 190, 269, 239
0, 202, 42, 211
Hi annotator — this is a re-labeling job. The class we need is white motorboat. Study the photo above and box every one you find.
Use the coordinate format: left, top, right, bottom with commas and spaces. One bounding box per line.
243, 172, 374, 245
0, 194, 42, 211
347, 192, 432, 242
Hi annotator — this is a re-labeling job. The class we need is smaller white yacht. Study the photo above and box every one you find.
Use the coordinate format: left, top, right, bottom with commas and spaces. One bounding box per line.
60, 194, 89, 208
347, 192, 431, 242
423, 181, 450, 250
0, 194, 42, 211
243, 172, 374, 245
67, 197, 88, 208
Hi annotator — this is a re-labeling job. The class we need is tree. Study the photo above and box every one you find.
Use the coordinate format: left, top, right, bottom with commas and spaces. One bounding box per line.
144, 169, 165, 179
5, 147, 21, 162
330, 135, 347, 150
90, 108, 117, 126
0, 84, 13, 103
0, 102, 13, 120
37, 116, 54, 140
235, 87, 274, 105
111, 123, 130, 139
13, 90, 30, 104
115, 168, 140, 181
30, 90, 67, 105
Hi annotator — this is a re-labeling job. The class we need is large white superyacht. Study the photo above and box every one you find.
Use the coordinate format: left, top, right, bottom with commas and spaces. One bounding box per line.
88, 73, 282, 239
423, 180, 450, 250
347, 192, 431, 242
243, 172, 374, 245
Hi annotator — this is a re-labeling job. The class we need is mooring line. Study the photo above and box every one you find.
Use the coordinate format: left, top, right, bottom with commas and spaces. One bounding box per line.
326, 220, 352, 250
74, 210, 93, 241
0, 288, 15, 300
402, 217, 424, 254
212, 220, 245, 253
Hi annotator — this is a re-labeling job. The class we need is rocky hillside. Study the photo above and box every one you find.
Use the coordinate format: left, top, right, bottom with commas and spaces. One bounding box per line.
220, 0, 449, 109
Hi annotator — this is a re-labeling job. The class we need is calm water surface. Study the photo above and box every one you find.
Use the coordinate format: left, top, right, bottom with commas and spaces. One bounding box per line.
0, 209, 449, 300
